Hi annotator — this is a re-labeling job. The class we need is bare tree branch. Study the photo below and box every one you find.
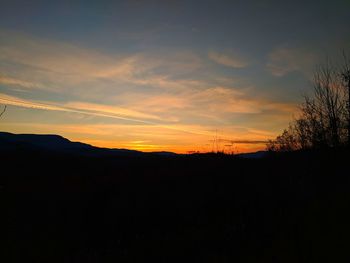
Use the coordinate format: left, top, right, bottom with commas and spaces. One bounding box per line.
267, 53, 349, 152
0, 105, 6, 119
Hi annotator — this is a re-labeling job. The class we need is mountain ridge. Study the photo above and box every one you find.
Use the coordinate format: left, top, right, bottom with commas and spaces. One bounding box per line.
0, 131, 144, 157
0, 131, 267, 158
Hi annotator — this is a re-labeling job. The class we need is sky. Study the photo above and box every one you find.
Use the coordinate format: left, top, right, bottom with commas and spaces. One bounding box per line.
0, 0, 349, 153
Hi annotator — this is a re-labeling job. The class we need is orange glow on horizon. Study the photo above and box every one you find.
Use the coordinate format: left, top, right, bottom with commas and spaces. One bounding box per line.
1, 121, 274, 154
79, 138, 267, 154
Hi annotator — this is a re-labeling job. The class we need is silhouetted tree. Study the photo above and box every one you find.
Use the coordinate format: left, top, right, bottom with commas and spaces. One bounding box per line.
268, 54, 349, 151
302, 61, 346, 147
267, 124, 299, 152
340, 52, 350, 147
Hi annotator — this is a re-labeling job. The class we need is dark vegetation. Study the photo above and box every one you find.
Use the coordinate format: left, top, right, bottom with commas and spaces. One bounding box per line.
2, 134, 350, 262
267, 53, 350, 151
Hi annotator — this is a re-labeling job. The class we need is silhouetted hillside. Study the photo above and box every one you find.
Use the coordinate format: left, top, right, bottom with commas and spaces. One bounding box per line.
2, 133, 350, 262
0, 132, 267, 158
0, 132, 146, 157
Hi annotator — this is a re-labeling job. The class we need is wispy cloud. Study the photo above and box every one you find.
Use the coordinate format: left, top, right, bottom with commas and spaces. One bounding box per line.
214, 139, 269, 144
0, 93, 65, 112
0, 30, 296, 153
0, 30, 203, 92
111, 86, 296, 128
0, 76, 45, 90
0, 93, 157, 124
208, 51, 250, 68
0, 93, 230, 137
64, 101, 163, 121
266, 47, 317, 77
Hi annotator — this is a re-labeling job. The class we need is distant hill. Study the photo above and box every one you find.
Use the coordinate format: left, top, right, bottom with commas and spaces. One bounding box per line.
0, 132, 268, 158
0, 132, 146, 157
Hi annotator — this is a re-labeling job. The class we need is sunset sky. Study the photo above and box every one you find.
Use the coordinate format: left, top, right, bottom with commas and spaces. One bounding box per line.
1, 0, 349, 153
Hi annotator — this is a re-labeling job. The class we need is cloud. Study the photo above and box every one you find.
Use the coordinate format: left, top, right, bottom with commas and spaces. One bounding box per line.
123, 86, 257, 116
0, 30, 297, 153
0, 93, 65, 112
266, 47, 317, 77
0, 93, 156, 124
0, 30, 203, 95
0, 76, 45, 90
112, 88, 257, 128
0, 93, 228, 137
64, 101, 163, 121
188, 86, 259, 114
208, 51, 249, 68
214, 139, 269, 144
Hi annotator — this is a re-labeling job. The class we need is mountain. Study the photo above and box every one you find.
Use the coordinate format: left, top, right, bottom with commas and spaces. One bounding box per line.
0, 132, 269, 158
0, 132, 145, 157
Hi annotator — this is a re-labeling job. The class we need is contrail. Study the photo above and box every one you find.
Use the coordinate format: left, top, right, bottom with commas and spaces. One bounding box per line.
0, 96, 157, 124
0, 95, 213, 136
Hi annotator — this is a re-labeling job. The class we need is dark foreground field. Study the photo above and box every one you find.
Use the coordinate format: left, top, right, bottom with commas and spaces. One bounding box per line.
3, 149, 350, 262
